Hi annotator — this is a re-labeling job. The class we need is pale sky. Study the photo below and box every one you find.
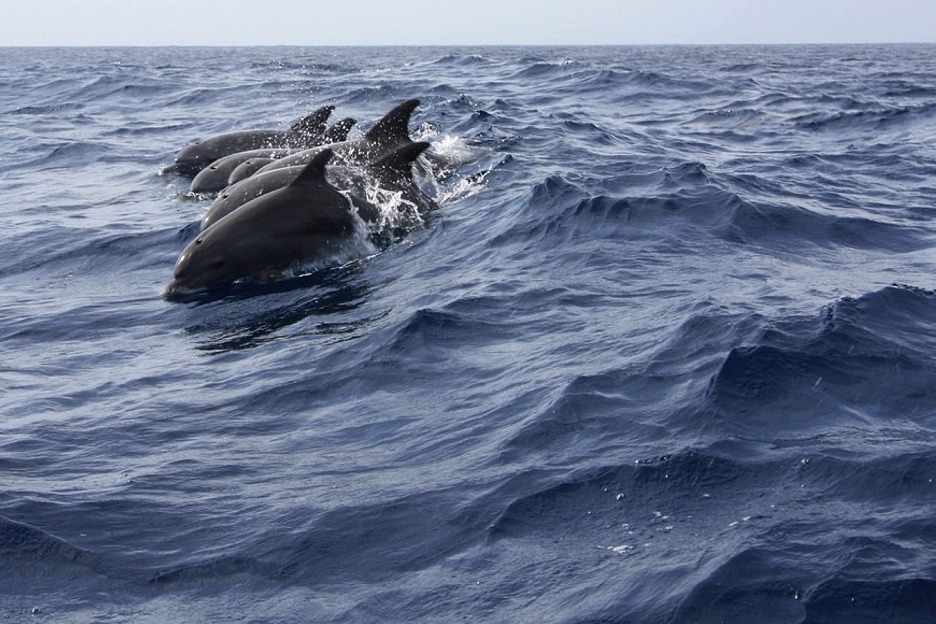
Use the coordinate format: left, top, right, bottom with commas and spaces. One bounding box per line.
1, 0, 933, 46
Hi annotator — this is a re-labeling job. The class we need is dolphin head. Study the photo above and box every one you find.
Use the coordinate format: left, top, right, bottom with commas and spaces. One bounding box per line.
164, 220, 301, 296
164, 230, 248, 296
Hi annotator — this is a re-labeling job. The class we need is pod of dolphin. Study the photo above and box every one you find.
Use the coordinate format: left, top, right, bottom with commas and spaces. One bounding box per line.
162, 99, 438, 298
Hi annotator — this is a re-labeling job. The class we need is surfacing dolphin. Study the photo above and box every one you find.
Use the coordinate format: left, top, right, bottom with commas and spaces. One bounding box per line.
227, 157, 278, 186
188, 117, 359, 194
165, 149, 376, 297
189, 147, 298, 195
199, 141, 435, 231
163, 105, 335, 177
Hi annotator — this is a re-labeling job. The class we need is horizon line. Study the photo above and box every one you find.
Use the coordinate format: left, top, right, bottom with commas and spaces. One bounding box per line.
1, 41, 934, 49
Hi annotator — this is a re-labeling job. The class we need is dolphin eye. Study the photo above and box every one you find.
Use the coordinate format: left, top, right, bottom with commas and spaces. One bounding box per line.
208, 258, 225, 270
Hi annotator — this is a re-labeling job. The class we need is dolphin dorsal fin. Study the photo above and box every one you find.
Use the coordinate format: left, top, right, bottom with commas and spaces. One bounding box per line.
363, 99, 419, 147
290, 105, 335, 136
289, 148, 334, 187
321, 118, 357, 144
369, 141, 430, 179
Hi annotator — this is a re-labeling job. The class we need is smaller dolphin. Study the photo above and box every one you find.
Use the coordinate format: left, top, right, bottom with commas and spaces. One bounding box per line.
164, 105, 335, 177
201, 166, 308, 231
189, 148, 297, 194
227, 157, 278, 185
166, 149, 374, 296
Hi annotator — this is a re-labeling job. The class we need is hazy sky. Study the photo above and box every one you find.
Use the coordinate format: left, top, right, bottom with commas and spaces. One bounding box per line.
1, 0, 934, 46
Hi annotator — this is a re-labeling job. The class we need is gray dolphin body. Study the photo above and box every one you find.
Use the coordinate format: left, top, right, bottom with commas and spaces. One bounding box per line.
201, 166, 307, 231
227, 157, 278, 185
199, 141, 435, 232
253, 99, 420, 176
188, 117, 359, 194
189, 148, 297, 194
164, 105, 335, 177
166, 149, 369, 296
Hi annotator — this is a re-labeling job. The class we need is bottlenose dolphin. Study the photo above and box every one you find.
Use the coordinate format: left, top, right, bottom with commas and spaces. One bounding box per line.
253, 99, 420, 176
166, 149, 376, 296
189, 147, 297, 195
188, 117, 358, 194
200, 166, 308, 231
199, 141, 434, 231
227, 157, 278, 185
164, 105, 335, 177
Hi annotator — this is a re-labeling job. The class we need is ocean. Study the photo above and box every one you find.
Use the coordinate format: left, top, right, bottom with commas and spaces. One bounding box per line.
1, 44, 935, 623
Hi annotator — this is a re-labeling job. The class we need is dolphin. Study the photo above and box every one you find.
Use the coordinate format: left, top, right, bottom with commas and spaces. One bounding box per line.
163, 105, 335, 177
200, 166, 308, 231
227, 157, 278, 185
189, 148, 298, 195
252, 99, 420, 176
187, 117, 358, 194
199, 141, 435, 231
165, 149, 377, 296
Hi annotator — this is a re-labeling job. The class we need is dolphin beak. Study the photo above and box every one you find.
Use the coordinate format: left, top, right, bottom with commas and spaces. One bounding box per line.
163, 278, 196, 300
162, 281, 182, 299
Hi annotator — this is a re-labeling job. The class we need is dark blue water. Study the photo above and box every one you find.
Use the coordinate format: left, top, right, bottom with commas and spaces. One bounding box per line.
2, 45, 936, 623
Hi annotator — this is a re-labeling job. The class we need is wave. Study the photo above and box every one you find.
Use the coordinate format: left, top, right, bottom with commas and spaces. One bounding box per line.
792, 101, 936, 131
0, 226, 180, 278
708, 284, 936, 436
485, 441, 936, 621
486, 163, 915, 258
431, 53, 495, 68
148, 554, 274, 585
0, 515, 94, 566
7, 102, 85, 115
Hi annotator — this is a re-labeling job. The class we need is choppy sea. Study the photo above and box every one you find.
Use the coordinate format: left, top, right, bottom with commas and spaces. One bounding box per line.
1, 44, 936, 623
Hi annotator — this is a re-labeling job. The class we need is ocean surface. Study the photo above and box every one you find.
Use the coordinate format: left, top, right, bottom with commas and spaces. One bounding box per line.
1, 44, 935, 623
